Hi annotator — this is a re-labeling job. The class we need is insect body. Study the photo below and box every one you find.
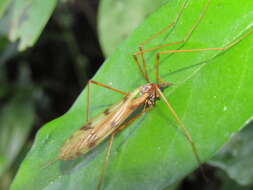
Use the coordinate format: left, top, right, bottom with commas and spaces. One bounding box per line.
59, 82, 171, 160
47, 0, 253, 189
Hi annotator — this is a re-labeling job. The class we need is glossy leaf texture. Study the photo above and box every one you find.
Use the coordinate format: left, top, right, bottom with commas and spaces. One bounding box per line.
11, 0, 253, 189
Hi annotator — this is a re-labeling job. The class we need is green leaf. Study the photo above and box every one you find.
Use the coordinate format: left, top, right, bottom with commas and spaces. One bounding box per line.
0, 88, 35, 176
220, 177, 252, 190
208, 169, 252, 190
8, 0, 57, 51
98, 0, 166, 56
11, 0, 253, 189
210, 122, 253, 186
0, 0, 11, 18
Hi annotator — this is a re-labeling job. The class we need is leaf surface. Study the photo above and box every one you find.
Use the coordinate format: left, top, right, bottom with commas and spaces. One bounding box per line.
11, 0, 253, 189
98, 0, 166, 56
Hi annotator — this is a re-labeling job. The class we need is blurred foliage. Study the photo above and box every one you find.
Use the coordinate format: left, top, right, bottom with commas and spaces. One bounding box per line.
0, 64, 35, 176
0, 0, 103, 189
0, 0, 11, 18
210, 122, 253, 186
98, 0, 167, 56
2, 0, 57, 51
0, 0, 252, 189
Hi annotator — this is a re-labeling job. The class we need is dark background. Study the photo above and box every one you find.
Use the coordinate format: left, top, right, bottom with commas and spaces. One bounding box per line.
6, 0, 104, 133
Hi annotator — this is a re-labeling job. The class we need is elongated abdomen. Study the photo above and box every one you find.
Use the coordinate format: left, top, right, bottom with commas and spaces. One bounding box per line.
59, 88, 146, 160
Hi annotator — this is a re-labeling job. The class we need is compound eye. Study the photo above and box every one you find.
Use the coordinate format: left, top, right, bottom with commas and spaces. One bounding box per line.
141, 85, 152, 94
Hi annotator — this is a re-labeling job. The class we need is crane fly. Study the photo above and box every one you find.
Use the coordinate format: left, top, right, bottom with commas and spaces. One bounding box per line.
59, 81, 172, 160
47, 0, 253, 189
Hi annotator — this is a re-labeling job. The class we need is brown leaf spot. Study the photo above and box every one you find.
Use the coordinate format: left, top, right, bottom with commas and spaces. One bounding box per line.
123, 96, 128, 102
103, 108, 110, 115
87, 139, 97, 148
80, 124, 92, 130
111, 121, 118, 127
69, 135, 74, 140
75, 152, 82, 157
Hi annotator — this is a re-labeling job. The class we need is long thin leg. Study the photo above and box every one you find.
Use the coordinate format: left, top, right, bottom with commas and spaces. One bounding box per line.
135, 0, 212, 56
97, 111, 146, 190
139, 46, 150, 82
133, 0, 213, 83
133, 41, 185, 83
97, 133, 115, 190
89, 80, 128, 96
87, 80, 129, 121
154, 26, 253, 82
154, 47, 224, 83
133, 54, 146, 81
139, 0, 190, 47
133, 40, 187, 84
132, 0, 190, 82
116, 105, 149, 133
136, 0, 253, 84
156, 87, 207, 180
